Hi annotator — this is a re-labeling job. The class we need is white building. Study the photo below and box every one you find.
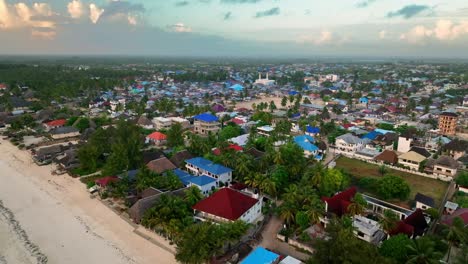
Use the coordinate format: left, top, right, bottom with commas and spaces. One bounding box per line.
254, 73, 276, 86
185, 157, 232, 186
153, 117, 173, 130
335, 133, 371, 154
397, 136, 413, 153
352, 215, 386, 244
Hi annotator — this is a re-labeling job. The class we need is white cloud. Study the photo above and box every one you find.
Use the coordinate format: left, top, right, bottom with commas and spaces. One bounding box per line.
401, 20, 468, 44
297, 30, 340, 45
169, 23, 192, 33
0, 0, 55, 34
400, 25, 433, 44
128, 15, 137, 26
33, 3, 52, 17
68, 0, 84, 19
89, 3, 104, 24
316, 30, 333, 44
32, 30, 56, 39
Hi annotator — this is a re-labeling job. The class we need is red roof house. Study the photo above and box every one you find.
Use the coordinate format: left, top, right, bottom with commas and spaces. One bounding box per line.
230, 118, 246, 125
44, 119, 67, 129
213, 144, 243, 156
0, 83, 7, 90
390, 209, 428, 237
322, 187, 357, 217
95, 176, 119, 187
193, 188, 261, 223
146, 132, 167, 145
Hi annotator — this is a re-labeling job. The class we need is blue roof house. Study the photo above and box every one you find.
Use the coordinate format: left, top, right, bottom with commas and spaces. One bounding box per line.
229, 84, 244, 91
362, 131, 383, 140
359, 97, 369, 104
185, 157, 233, 186
240, 247, 279, 264
194, 113, 220, 135
305, 125, 321, 136
294, 135, 320, 159
173, 169, 217, 196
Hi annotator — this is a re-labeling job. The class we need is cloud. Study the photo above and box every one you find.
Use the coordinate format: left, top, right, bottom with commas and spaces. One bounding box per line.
221, 0, 262, 3
433, 20, 468, 40
224, 11, 232, 20
356, 0, 377, 8
168, 23, 192, 32
400, 25, 433, 44
68, 0, 84, 19
297, 30, 346, 46
255, 7, 280, 18
387, 5, 431, 19
89, 3, 104, 24
175, 1, 190, 7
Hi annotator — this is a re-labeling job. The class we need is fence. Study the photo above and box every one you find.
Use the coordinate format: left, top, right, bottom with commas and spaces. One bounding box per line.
276, 234, 314, 254
336, 152, 453, 182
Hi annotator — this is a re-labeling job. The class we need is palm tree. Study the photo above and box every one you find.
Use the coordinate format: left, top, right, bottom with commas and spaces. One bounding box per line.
310, 163, 326, 188
282, 184, 299, 203
184, 186, 204, 207
273, 150, 283, 165
259, 177, 276, 197
235, 154, 252, 180
243, 172, 257, 188
379, 209, 399, 235
406, 237, 443, 264
347, 202, 365, 216
279, 202, 297, 226
304, 205, 323, 225
445, 217, 468, 262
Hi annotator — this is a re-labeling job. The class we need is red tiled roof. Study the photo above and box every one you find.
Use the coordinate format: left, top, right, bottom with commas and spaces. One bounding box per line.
213, 144, 243, 156
147, 132, 167, 141
45, 119, 66, 127
95, 176, 119, 187
442, 208, 468, 226
343, 124, 355, 129
389, 221, 414, 237
390, 209, 428, 237
0, 83, 7, 89
322, 187, 357, 217
230, 118, 245, 125
193, 188, 259, 221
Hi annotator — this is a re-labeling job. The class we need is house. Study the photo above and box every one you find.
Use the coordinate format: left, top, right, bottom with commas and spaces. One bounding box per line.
389, 209, 429, 238
257, 125, 274, 137
294, 135, 321, 160
415, 193, 435, 210
305, 125, 320, 137
49, 126, 80, 139
374, 150, 399, 165
169, 150, 194, 167
279, 256, 303, 264
152, 117, 172, 130
33, 145, 62, 164
44, 119, 67, 131
442, 208, 468, 227
95, 176, 119, 188
137, 116, 154, 129
444, 201, 459, 215
146, 131, 167, 146
322, 187, 357, 220
398, 151, 426, 171
444, 139, 468, 160
363, 194, 413, 221
352, 215, 386, 244
373, 132, 398, 150
193, 113, 220, 135
213, 144, 243, 156
185, 157, 232, 186
240, 247, 280, 264
335, 133, 371, 154
432, 156, 458, 177
192, 187, 262, 224
146, 157, 177, 174
397, 134, 414, 153
173, 169, 216, 195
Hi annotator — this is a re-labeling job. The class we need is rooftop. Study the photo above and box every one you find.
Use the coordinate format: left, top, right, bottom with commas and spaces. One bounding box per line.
186, 157, 233, 175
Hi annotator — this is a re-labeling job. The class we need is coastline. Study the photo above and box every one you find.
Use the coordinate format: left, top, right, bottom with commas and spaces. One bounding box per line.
0, 138, 177, 264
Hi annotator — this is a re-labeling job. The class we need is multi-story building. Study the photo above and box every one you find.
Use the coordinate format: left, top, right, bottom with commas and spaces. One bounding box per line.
193, 113, 220, 135
153, 117, 173, 130
185, 157, 232, 186
438, 112, 458, 136
334, 133, 371, 154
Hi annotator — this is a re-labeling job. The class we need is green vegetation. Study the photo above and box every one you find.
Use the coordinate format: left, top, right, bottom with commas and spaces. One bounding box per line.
335, 156, 448, 206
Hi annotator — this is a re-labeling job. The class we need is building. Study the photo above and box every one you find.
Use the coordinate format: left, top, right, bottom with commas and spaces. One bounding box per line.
438, 112, 458, 136
374, 150, 399, 165
152, 117, 173, 130
398, 151, 426, 171
363, 194, 413, 221
173, 169, 216, 196
443, 139, 468, 160
193, 113, 220, 135
240, 247, 280, 264
44, 119, 67, 131
193, 188, 262, 224
257, 125, 274, 137
49, 126, 80, 139
146, 131, 167, 146
294, 135, 321, 160
397, 135, 413, 153
254, 73, 276, 86
146, 157, 177, 174
185, 157, 232, 186
352, 215, 385, 244
334, 133, 371, 154
432, 156, 459, 177
415, 193, 435, 210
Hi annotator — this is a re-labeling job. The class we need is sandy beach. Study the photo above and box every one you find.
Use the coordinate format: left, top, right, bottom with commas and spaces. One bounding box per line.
0, 138, 177, 264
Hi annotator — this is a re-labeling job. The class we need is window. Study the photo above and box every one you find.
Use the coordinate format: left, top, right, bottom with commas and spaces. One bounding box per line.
446, 170, 451, 173
357, 231, 365, 238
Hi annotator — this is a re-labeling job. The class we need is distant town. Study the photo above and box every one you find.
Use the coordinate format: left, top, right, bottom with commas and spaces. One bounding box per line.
0, 59, 467, 264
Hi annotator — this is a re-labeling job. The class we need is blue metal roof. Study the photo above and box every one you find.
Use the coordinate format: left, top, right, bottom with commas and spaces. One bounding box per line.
186, 157, 233, 175
294, 135, 318, 152
288, 91, 298, 96
189, 175, 216, 186
230, 84, 244, 91
173, 169, 196, 186
194, 113, 219, 123
362, 131, 383, 140
240, 247, 279, 264
306, 125, 320, 134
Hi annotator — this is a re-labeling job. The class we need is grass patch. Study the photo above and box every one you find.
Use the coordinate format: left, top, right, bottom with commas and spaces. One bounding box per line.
335, 156, 448, 207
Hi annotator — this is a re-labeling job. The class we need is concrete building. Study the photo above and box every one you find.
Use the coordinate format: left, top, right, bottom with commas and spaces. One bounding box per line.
185, 157, 232, 186
398, 151, 426, 171
352, 215, 385, 244
193, 113, 220, 135
438, 112, 458, 136
153, 117, 173, 130
397, 136, 413, 153
335, 133, 371, 154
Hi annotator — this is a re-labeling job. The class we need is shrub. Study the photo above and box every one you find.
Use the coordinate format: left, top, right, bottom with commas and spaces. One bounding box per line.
377, 175, 411, 200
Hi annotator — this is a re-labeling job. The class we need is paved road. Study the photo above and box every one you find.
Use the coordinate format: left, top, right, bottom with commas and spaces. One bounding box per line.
258, 215, 311, 261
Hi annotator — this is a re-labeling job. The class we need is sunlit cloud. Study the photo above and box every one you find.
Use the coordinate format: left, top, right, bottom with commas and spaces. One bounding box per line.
68, 0, 84, 19
89, 3, 104, 24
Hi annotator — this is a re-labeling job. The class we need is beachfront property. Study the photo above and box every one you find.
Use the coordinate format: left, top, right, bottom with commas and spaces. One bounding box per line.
185, 157, 232, 186
193, 113, 220, 135
240, 247, 280, 264
173, 169, 217, 195
192, 187, 262, 224
43, 119, 67, 131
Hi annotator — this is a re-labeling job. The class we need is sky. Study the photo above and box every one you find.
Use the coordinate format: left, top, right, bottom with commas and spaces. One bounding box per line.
0, 0, 467, 58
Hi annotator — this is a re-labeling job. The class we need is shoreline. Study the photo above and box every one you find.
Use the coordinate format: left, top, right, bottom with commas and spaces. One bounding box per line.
0, 138, 177, 264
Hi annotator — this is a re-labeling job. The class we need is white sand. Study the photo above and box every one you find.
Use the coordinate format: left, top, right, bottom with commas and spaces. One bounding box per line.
0, 138, 177, 264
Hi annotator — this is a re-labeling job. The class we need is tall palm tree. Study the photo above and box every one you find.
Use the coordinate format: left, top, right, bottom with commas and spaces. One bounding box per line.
379, 209, 399, 235
406, 238, 443, 264
235, 154, 252, 180
273, 150, 283, 165
184, 186, 204, 207
279, 202, 297, 226
347, 202, 365, 216
445, 217, 468, 263
310, 163, 326, 188
282, 184, 299, 203
259, 177, 276, 197
243, 172, 257, 188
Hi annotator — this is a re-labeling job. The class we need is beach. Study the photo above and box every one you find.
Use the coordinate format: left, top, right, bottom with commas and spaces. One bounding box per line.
0, 138, 177, 264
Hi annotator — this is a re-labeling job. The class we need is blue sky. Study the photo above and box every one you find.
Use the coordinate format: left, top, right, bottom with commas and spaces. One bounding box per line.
0, 0, 468, 58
